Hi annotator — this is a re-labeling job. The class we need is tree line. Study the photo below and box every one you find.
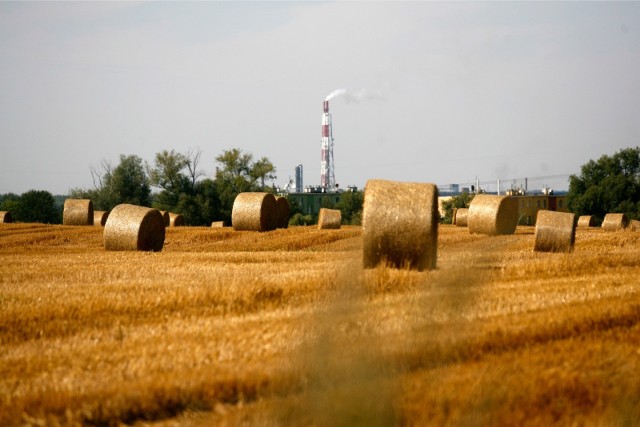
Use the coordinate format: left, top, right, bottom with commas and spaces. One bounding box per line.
0, 148, 278, 225
6, 146, 636, 226
0, 147, 365, 226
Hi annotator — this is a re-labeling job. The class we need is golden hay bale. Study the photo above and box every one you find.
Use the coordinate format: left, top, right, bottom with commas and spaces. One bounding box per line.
103, 204, 165, 251
602, 213, 628, 232
232, 192, 278, 232
577, 215, 595, 227
275, 196, 290, 229
318, 208, 341, 230
168, 212, 184, 227
63, 199, 94, 226
0, 211, 14, 223
362, 179, 438, 271
159, 211, 170, 227
211, 221, 225, 228
455, 208, 469, 227
533, 210, 576, 253
468, 194, 518, 236
628, 219, 640, 232
93, 210, 109, 226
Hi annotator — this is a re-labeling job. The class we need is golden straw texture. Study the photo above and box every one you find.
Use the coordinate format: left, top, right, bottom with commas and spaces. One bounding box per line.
93, 211, 109, 226
169, 213, 185, 227
602, 213, 628, 232
0, 211, 13, 223
317, 208, 341, 230
275, 197, 290, 229
232, 192, 278, 232
577, 215, 595, 227
362, 179, 438, 271
533, 210, 576, 253
159, 211, 170, 227
211, 221, 225, 228
63, 199, 94, 226
468, 195, 518, 236
103, 204, 165, 252
628, 219, 640, 232
455, 208, 469, 227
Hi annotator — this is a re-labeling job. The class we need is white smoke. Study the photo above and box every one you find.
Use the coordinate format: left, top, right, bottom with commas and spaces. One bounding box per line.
325, 88, 385, 103
325, 88, 347, 101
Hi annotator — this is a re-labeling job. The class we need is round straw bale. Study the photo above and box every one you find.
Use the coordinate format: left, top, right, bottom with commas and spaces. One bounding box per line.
104, 204, 165, 251
534, 210, 576, 253
0, 211, 14, 223
628, 219, 640, 232
159, 211, 170, 227
318, 208, 341, 230
232, 192, 278, 232
211, 221, 225, 228
93, 210, 109, 226
275, 196, 290, 229
168, 212, 184, 227
577, 215, 595, 227
468, 195, 518, 236
602, 213, 628, 232
63, 199, 94, 226
362, 179, 438, 271
455, 208, 469, 227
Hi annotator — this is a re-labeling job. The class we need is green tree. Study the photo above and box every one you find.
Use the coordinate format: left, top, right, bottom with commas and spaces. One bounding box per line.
566, 147, 640, 222
71, 155, 150, 210
335, 191, 364, 225
15, 190, 60, 223
108, 155, 151, 207
148, 150, 191, 211
440, 192, 475, 224
214, 148, 277, 223
0, 193, 21, 216
250, 157, 277, 191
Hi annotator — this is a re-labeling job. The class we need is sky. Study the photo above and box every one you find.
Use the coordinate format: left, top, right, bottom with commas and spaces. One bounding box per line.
1, 1, 640, 195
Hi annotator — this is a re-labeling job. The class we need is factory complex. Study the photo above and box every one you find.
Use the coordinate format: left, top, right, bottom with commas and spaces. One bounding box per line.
279, 92, 568, 225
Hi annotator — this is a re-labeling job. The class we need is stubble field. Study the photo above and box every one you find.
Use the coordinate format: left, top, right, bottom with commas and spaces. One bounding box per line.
1, 222, 640, 426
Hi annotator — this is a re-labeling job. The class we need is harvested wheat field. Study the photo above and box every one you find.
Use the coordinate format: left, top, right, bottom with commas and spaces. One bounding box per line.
1, 223, 640, 426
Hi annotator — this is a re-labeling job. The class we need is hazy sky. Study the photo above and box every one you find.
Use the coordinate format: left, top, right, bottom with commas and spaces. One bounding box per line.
2, 1, 639, 195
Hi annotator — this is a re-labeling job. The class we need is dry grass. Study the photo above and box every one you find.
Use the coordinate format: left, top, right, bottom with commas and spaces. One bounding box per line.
362, 179, 438, 271
602, 213, 628, 232
0, 211, 13, 223
232, 192, 277, 232
93, 210, 109, 226
533, 210, 575, 253
169, 212, 185, 227
455, 207, 468, 227
468, 194, 518, 236
62, 198, 94, 226
1, 223, 640, 426
317, 208, 341, 230
275, 197, 289, 229
577, 215, 595, 227
103, 204, 165, 251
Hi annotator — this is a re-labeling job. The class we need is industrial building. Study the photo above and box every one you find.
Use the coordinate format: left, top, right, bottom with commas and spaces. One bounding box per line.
512, 193, 569, 225
281, 97, 355, 217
